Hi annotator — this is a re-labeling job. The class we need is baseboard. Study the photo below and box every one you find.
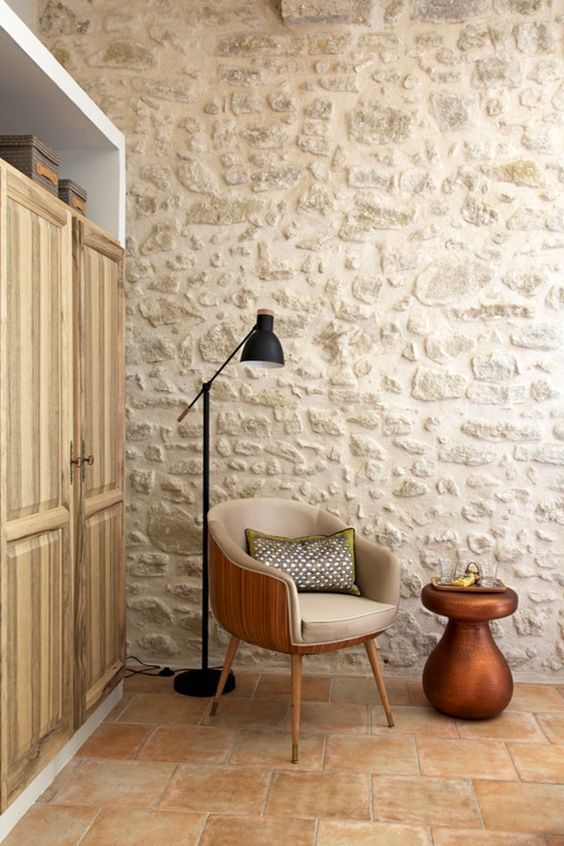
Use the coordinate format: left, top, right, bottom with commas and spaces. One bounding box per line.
0, 682, 123, 843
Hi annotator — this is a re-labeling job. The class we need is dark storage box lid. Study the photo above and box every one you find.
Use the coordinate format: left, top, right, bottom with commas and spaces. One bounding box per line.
0, 135, 60, 166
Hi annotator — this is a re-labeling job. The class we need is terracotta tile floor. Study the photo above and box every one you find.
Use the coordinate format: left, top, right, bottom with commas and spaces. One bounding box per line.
5, 672, 564, 845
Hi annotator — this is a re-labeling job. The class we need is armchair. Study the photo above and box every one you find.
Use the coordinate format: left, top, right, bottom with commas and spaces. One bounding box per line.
207, 497, 400, 762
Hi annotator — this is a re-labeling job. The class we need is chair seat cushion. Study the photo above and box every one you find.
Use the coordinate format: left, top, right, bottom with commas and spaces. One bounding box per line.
298, 593, 397, 644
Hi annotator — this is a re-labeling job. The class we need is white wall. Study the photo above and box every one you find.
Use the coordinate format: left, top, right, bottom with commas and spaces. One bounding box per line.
3, 0, 36, 26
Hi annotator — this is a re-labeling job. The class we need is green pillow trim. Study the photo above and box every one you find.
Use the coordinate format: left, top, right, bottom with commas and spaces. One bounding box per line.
245, 527, 361, 596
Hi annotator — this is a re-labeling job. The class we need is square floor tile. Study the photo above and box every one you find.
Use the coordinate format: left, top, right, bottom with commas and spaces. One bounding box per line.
474, 780, 564, 834
432, 828, 545, 845
317, 819, 433, 845
104, 691, 136, 722
37, 759, 82, 803
200, 698, 289, 730
537, 712, 564, 744
124, 673, 171, 693
137, 725, 235, 764
160, 764, 271, 815
118, 693, 209, 724
372, 776, 481, 828
330, 676, 409, 706
3, 805, 97, 846
456, 710, 546, 742
325, 734, 419, 776
299, 701, 369, 734
53, 759, 176, 808
230, 729, 324, 769
372, 706, 458, 738
254, 673, 331, 701
228, 671, 260, 698
417, 738, 518, 780
407, 682, 430, 707
508, 742, 564, 782
510, 684, 564, 713
78, 723, 152, 759
200, 814, 315, 845
81, 808, 206, 845
266, 770, 370, 820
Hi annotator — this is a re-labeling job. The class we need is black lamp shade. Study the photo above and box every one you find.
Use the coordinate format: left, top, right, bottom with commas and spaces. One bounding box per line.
241, 309, 284, 368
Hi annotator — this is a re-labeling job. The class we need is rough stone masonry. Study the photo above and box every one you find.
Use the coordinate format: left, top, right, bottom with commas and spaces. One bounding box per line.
36, 0, 563, 678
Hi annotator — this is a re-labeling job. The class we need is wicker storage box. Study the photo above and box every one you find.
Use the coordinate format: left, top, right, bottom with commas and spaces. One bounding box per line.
58, 179, 87, 215
0, 135, 59, 196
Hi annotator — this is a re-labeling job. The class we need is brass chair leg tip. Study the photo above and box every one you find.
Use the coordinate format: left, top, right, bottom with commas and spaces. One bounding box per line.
291, 744, 299, 764
210, 701, 218, 717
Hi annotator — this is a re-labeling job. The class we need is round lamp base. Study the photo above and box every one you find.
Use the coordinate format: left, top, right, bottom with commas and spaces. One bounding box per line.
173, 668, 236, 698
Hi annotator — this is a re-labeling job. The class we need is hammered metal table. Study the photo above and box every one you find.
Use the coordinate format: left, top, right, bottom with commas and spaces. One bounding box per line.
421, 583, 519, 719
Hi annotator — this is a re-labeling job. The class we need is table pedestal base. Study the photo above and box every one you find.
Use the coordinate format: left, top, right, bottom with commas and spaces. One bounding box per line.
422, 620, 513, 719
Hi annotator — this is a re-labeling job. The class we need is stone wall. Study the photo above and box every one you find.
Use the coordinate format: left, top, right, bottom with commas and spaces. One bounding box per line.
36, 0, 563, 678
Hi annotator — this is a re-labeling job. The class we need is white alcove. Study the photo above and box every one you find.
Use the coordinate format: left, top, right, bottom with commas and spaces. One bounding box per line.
0, 0, 125, 243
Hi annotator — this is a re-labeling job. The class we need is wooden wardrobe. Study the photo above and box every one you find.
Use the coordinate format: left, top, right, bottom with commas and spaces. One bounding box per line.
0, 159, 125, 810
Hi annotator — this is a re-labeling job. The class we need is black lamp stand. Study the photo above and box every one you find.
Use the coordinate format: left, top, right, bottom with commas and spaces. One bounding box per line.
173, 325, 258, 697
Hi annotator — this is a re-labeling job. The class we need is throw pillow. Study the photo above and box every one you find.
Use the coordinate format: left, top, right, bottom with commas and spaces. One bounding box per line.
245, 528, 361, 595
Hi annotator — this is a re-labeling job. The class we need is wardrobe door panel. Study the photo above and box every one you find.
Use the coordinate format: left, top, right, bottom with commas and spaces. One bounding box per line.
82, 244, 122, 499
83, 503, 124, 711
0, 167, 73, 810
74, 219, 124, 721
4, 531, 71, 804
5, 179, 68, 521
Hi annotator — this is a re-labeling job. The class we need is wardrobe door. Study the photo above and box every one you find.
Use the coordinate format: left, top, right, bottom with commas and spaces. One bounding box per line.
73, 218, 125, 724
0, 166, 74, 809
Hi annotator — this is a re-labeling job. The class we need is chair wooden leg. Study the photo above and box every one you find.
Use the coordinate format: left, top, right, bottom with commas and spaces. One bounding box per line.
290, 654, 303, 764
365, 638, 394, 727
210, 635, 240, 716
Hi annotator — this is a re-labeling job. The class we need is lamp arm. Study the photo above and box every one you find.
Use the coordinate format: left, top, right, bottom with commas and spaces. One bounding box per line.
177, 323, 257, 422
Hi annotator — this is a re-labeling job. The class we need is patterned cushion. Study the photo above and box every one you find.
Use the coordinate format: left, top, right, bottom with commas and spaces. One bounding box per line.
245, 528, 361, 595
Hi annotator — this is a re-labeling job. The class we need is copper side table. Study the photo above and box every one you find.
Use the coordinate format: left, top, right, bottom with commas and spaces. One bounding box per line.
421, 583, 519, 719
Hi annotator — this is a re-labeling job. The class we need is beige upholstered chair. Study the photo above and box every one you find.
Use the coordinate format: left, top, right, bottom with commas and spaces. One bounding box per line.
207, 497, 400, 762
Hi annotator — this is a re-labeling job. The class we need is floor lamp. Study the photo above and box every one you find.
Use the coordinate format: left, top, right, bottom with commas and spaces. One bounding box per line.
174, 309, 285, 697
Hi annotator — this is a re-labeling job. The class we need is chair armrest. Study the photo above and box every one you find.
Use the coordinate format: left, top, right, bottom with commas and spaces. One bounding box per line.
208, 519, 303, 648
354, 535, 401, 607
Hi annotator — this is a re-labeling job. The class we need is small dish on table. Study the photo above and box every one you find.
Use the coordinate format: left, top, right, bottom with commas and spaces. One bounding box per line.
431, 577, 507, 593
